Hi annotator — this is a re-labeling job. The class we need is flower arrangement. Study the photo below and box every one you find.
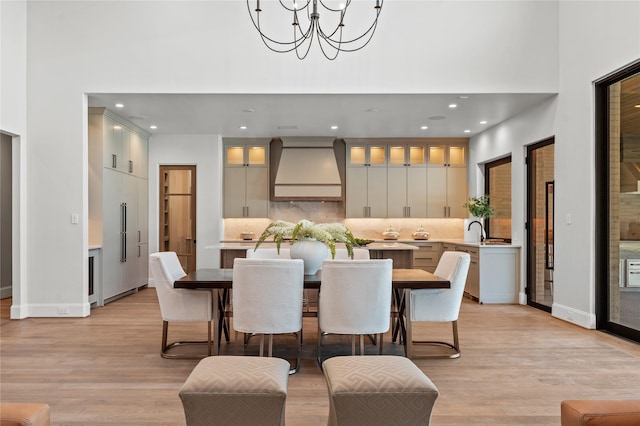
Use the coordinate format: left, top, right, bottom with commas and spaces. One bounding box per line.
255, 219, 361, 259
463, 195, 494, 219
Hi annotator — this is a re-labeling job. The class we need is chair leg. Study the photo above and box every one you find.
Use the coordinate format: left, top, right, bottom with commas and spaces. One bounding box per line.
317, 326, 323, 367
409, 320, 461, 359
160, 320, 213, 359
207, 321, 212, 356
378, 332, 384, 355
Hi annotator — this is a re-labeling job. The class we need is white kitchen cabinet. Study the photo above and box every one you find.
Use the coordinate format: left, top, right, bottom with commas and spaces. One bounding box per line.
427, 141, 468, 218
446, 243, 520, 304
223, 142, 269, 218
98, 109, 147, 177
89, 108, 149, 303
129, 130, 148, 178
346, 143, 388, 218
387, 144, 427, 218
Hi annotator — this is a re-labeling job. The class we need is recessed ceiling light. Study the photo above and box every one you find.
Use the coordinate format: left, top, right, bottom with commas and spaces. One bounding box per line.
366, 108, 378, 113
449, 104, 457, 109
239, 125, 247, 130
242, 109, 255, 113
277, 125, 298, 130
635, 104, 640, 108
420, 126, 428, 130
464, 129, 471, 133
480, 120, 487, 124
330, 125, 338, 130
115, 103, 124, 108
428, 116, 445, 120
149, 125, 157, 130
458, 95, 469, 99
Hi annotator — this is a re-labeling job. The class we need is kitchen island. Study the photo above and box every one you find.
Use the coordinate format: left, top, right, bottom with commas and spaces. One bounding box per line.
217, 241, 418, 269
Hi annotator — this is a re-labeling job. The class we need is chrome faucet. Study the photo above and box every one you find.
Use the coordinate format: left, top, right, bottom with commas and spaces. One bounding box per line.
467, 220, 485, 243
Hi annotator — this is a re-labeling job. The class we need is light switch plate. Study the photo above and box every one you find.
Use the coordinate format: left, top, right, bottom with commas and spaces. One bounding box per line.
71, 213, 79, 224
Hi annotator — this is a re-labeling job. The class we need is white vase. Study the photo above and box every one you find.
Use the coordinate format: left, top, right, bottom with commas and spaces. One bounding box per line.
290, 239, 328, 275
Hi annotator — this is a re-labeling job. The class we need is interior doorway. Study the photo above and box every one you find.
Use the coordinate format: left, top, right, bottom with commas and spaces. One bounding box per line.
159, 166, 197, 273
526, 138, 555, 312
0, 133, 12, 299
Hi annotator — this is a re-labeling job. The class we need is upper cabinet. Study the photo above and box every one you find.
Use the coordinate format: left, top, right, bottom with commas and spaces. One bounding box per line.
427, 140, 468, 218
223, 140, 269, 218
387, 143, 427, 218
345, 138, 468, 219
346, 142, 388, 218
97, 109, 148, 178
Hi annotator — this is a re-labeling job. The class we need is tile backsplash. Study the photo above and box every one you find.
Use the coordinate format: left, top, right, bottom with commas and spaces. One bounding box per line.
223, 201, 464, 241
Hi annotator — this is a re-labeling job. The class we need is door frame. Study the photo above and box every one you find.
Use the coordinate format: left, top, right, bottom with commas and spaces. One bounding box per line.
594, 59, 640, 343
526, 136, 554, 313
159, 165, 197, 273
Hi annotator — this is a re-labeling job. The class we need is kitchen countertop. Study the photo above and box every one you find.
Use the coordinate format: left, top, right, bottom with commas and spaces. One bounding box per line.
214, 240, 520, 249
214, 241, 418, 250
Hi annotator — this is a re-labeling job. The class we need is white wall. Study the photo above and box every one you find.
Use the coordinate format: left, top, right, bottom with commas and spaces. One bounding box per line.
148, 135, 223, 275
5, 0, 634, 321
1, 0, 28, 318
470, 0, 640, 328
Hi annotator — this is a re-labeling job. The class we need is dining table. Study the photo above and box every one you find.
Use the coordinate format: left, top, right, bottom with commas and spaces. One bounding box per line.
176, 268, 450, 357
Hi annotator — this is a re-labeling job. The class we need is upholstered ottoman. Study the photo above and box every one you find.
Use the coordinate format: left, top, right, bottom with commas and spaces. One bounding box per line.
322, 355, 439, 426
0, 403, 50, 426
561, 400, 640, 426
179, 356, 290, 426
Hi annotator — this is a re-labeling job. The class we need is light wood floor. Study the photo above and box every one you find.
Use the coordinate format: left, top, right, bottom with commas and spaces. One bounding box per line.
2, 288, 640, 425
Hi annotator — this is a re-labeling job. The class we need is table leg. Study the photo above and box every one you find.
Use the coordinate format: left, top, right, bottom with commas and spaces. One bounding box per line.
404, 289, 412, 358
212, 288, 220, 356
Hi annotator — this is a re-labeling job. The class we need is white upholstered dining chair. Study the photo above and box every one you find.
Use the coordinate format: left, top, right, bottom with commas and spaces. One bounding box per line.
149, 252, 214, 359
406, 251, 471, 359
317, 259, 393, 363
232, 258, 305, 374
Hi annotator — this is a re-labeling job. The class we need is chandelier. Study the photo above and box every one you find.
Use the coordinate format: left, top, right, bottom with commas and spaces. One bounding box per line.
247, 0, 383, 60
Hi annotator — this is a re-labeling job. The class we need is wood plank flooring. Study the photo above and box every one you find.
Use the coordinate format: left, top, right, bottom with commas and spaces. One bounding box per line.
2, 288, 640, 425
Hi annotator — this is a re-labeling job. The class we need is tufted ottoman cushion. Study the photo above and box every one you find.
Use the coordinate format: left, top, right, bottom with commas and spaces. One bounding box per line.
0, 403, 50, 426
322, 355, 439, 426
179, 356, 290, 426
561, 400, 640, 426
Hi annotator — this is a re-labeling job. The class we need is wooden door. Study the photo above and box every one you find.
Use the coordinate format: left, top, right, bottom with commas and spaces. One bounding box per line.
159, 165, 197, 273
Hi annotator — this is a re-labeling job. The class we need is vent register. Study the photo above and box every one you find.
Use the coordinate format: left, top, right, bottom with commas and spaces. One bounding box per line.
273, 137, 342, 201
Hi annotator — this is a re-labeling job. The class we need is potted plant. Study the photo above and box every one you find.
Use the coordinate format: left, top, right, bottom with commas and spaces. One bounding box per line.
463, 195, 494, 219
463, 195, 494, 243
255, 219, 360, 258
255, 219, 361, 274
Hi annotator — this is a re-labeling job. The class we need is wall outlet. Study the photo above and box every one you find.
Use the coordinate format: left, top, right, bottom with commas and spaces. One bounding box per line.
58, 306, 70, 315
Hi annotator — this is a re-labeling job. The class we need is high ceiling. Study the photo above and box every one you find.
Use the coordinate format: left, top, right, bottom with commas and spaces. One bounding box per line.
87, 93, 557, 139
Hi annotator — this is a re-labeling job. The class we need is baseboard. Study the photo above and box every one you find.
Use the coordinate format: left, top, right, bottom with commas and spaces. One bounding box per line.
0, 285, 12, 299
12, 302, 91, 318
552, 302, 596, 329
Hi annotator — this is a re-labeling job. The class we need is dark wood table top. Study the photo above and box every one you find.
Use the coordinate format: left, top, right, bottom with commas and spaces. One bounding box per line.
176, 268, 450, 290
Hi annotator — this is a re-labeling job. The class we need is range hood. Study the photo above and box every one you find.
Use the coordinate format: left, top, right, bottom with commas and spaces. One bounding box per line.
273, 137, 343, 201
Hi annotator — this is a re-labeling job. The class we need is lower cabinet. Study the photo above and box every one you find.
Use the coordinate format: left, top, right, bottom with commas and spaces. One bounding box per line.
411, 242, 441, 273
448, 244, 519, 303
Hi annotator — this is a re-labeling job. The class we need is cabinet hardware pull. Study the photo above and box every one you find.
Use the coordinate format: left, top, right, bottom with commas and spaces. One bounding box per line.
112, 154, 117, 168
138, 230, 141, 242
129, 160, 133, 173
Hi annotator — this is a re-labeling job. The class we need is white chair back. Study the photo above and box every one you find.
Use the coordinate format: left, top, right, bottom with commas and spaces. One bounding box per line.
246, 247, 291, 259
410, 251, 471, 322
319, 259, 392, 335
149, 252, 212, 322
232, 258, 304, 334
